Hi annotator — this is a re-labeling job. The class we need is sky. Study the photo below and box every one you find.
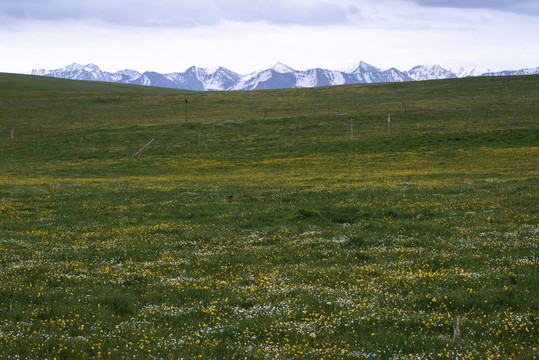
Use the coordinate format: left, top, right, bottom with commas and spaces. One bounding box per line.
0, 0, 538, 74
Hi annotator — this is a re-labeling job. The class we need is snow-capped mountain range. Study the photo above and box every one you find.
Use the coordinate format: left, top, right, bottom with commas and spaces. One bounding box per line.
31, 62, 539, 91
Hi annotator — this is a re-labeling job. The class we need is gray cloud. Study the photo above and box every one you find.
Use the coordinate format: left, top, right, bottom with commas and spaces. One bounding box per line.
410, 0, 539, 15
0, 0, 361, 27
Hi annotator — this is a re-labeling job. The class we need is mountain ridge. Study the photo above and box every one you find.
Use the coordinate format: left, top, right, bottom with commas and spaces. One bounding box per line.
31, 62, 539, 91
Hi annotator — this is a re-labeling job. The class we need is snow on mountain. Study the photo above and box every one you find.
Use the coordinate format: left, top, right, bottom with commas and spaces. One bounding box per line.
481, 67, 539, 77
231, 67, 297, 90
347, 62, 411, 83
449, 66, 488, 78
295, 69, 318, 88
299, 69, 325, 87
32, 62, 109, 82
520, 67, 539, 75
295, 68, 347, 88
231, 62, 296, 90
407, 65, 457, 81
448, 66, 539, 78
200, 66, 241, 91
139, 72, 179, 88
356, 61, 381, 73
31, 62, 538, 91
205, 66, 220, 75
231, 69, 272, 90
328, 70, 346, 86
109, 69, 142, 82
162, 66, 241, 91
380, 68, 413, 82
271, 62, 296, 74
337, 62, 362, 73
340, 61, 381, 74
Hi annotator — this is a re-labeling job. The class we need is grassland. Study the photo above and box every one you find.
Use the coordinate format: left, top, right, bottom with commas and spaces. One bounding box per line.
0, 73, 537, 359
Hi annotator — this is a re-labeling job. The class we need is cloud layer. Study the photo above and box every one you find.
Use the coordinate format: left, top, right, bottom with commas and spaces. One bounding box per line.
0, 0, 361, 27
410, 0, 539, 15
0, 0, 537, 75
2, 0, 536, 29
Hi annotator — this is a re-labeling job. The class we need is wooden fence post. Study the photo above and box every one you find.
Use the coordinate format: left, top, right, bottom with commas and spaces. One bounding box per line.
11, 129, 14, 139
388, 114, 391, 137
196, 127, 202, 154
465, 110, 470, 132
76, 136, 83, 160
509, 107, 519, 129
184, 99, 188, 122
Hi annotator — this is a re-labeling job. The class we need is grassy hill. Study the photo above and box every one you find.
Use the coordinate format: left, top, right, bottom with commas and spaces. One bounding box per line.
0, 73, 537, 359
1, 72, 538, 136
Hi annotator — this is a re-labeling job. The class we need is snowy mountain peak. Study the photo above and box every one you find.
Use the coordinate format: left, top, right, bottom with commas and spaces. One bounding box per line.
184, 65, 199, 73
407, 65, 456, 81
449, 66, 489, 78
271, 62, 295, 73
339, 60, 383, 73
111, 69, 142, 82
356, 61, 380, 73
62, 62, 101, 72
32, 62, 108, 82
116, 69, 141, 77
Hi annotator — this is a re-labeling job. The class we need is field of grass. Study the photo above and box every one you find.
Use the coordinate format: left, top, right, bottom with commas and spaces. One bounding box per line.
0, 73, 537, 359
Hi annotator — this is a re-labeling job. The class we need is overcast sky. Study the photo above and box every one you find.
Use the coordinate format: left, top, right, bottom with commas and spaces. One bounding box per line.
1, 0, 538, 74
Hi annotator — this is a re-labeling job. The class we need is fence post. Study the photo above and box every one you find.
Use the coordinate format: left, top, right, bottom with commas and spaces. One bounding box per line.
388, 114, 391, 137
196, 126, 202, 154
77, 136, 83, 160
509, 107, 519, 129
11, 129, 14, 139
465, 110, 470, 132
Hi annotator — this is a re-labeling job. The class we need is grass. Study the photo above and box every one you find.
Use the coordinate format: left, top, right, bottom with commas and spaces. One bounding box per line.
0, 73, 537, 359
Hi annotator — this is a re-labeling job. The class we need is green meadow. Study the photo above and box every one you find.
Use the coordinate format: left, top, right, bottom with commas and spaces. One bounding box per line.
0, 73, 537, 359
